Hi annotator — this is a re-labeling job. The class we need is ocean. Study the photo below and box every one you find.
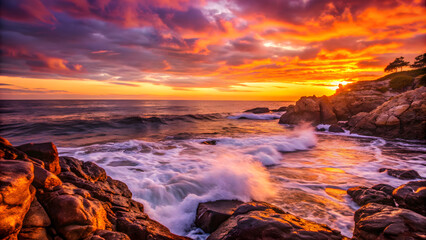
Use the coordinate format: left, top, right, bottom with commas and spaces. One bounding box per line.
1, 100, 425, 238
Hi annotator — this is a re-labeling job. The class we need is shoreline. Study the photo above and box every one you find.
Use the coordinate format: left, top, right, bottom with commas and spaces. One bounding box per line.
1, 136, 425, 240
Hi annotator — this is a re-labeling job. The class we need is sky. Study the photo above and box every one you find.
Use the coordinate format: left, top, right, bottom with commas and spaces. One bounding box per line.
0, 0, 425, 100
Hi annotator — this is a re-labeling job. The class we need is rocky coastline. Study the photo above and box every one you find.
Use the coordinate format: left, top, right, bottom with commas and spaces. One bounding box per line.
279, 68, 426, 140
1, 69, 425, 240
1, 134, 425, 240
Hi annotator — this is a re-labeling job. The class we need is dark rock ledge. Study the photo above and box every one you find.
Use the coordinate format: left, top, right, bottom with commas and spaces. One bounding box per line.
347, 180, 426, 239
0, 136, 189, 240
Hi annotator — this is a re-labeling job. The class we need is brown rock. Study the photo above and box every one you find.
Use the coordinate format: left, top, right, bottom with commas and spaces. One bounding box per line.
0, 160, 35, 239
33, 164, 62, 190
116, 211, 190, 240
379, 168, 422, 180
195, 200, 243, 233
91, 229, 130, 240
353, 203, 426, 239
38, 183, 110, 240
350, 87, 426, 139
392, 180, 426, 216
208, 201, 345, 240
18, 227, 50, 240
22, 198, 51, 228
347, 186, 395, 207
279, 96, 337, 125
17, 142, 61, 174
244, 108, 270, 114
371, 184, 395, 195
329, 124, 345, 133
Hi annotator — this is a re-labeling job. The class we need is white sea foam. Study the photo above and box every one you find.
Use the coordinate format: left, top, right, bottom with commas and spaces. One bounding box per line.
227, 112, 283, 120
58, 124, 425, 239
58, 125, 316, 237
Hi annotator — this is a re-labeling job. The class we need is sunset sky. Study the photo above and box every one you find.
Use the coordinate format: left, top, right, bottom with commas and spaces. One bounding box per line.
1, 0, 425, 100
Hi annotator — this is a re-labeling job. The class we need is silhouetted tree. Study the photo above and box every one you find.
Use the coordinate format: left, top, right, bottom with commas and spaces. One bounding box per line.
384, 57, 410, 72
411, 53, 426, 68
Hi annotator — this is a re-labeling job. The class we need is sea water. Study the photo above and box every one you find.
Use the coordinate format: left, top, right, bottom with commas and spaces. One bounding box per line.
1, 100, 425, 238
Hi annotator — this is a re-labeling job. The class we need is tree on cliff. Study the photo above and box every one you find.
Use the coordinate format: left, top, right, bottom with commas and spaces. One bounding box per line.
384, 57, 410, 72
410, 53, 426, 68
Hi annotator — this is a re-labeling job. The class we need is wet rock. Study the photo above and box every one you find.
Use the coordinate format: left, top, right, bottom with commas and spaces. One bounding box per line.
379, 168, 422, 180
350, 87, 426, 139
116, 211, 190, 240
18, 227, 50, 240
0, 136, 12, 146
0, 160, 35, 239
208, 201, 345, 240
371, 184, 395, 196
17, 142, 61, 174
329, 124, 345, 133
279, 96, 337, 125
353, 203, 426, 239
347, 186, 395, 207
22, 198, 51, 228
200, 140, 217, 145
38, 183, 110, 240
272, 107, 288, 112
91, 229, 130, 240
195, 200, 243, 233
244, 107, 269, 114
19, 198, 51, 240
33, 164, 62, 190
392, 180, 426, 216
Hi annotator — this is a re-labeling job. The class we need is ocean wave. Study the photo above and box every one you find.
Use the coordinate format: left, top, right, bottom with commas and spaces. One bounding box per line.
58, 125, 316, 236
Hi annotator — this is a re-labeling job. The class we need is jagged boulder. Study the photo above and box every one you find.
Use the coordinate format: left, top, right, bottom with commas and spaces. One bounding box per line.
347, 186, 395, 207
207, 202, 345, 240
379, 168, 422, 180
19, 198, 51, 240
353, 203, 426, 239
349, 87, 426, 139
0, 160, 35, 239
392, 180, 426, 216
17, 142, 61, 174
195, 200, 243, 233
244, 107, 270, 114
279, 96, 337, 125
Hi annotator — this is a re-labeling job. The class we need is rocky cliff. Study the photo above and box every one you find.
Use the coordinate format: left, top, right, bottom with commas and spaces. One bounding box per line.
279, 68, 426, 139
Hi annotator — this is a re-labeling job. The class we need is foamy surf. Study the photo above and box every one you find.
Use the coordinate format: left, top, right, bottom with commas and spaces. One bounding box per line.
57, 125, 425, 239
227, 111, 283, 120
58, 125, 317, 236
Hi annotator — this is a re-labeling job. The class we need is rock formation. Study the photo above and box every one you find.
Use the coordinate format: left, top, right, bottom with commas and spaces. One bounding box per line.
0, 137, 189, 240
195, 201, 346, 240
349, 87, 425, 139
279, 96, 337, 125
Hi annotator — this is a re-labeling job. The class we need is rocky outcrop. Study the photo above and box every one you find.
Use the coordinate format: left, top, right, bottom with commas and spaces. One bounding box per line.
244, 107, 270, 114
0, 160, 35, 239
349, 87, 426, 139
279, 96, 337, 125
17, 142, 61, 174
330, 87, 392, 121
195, 200, 243, 233
194, 201, 346, 240
347, 186, 395, 207
353, 203, 426, 240
206, 201, 345, 240
19, 198, 51, 240
379, 168, 423, 180
392, 180, 426, 216
0, 138, 189, 240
